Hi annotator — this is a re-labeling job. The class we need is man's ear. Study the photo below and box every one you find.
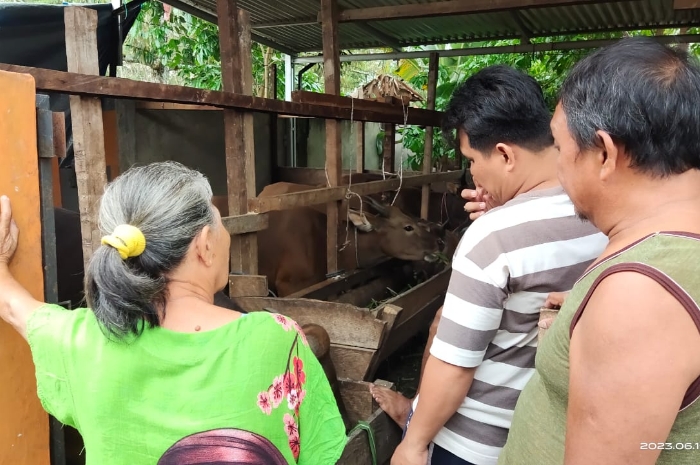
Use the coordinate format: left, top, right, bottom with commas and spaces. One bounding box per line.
596, 130, 620, 181
494, 142, 517, 172
348, 209, 375, 232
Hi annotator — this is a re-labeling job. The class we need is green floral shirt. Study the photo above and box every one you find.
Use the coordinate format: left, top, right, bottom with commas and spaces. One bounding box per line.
27, 305, 347, 464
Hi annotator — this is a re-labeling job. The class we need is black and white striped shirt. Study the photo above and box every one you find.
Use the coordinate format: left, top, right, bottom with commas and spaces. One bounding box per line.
414, 186, 608, 465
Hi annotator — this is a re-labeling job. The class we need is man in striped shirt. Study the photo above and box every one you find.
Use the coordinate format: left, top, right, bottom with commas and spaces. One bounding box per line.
389, 65, 608, 465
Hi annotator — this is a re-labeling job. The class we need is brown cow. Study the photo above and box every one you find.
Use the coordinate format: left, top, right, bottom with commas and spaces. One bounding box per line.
253, 182, 446, 297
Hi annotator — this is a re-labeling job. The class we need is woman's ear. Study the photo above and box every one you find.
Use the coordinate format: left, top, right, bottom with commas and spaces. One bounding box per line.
194, 225, 215, 267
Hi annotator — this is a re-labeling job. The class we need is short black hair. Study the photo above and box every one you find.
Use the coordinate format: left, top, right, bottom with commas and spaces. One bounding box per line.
560, 36, 700, 177
442, 64, 554, 154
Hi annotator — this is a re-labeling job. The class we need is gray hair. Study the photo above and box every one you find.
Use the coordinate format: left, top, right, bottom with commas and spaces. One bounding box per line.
85, 161, 216, 338
559, 36, 700, 177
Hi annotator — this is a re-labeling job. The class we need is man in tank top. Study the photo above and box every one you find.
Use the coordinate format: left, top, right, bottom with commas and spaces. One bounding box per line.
499, 37, 700, 465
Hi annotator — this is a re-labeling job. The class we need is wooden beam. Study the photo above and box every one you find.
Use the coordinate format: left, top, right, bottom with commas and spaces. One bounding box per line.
232, 297, 387, 350
332, 0, 609, 22
287, 258, 398, 301
0, 64, 444, 126
674, 0, 700, 9
65, 7, 108, 268
291, 90, 442, 124
322, 0, 342, 275
421, 52, 439, 220
218, 2, 258, 275
135, 101, 220, 110
228, 275, 268, 297
248, 170, 462, 213
221, 213, 269, 235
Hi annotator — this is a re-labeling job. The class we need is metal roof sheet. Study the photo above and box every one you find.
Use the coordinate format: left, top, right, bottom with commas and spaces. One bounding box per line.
168, 0, 700, 54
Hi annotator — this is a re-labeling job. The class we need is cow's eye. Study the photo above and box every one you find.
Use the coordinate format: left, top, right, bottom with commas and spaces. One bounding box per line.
404, 225, 414, 232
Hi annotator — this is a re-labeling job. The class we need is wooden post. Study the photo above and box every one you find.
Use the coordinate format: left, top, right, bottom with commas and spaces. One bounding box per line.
0, 70, 50, 465
51, 112, 66, 208
217, 1, 258, 275
322, 0, 342, 274
65, 7, 109, 268
355, 92, 365, 173
382, 97, 396, 175
421, 53, 439, 220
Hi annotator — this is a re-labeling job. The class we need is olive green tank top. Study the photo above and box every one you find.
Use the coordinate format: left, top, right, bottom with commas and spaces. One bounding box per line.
498, 232, 700, 465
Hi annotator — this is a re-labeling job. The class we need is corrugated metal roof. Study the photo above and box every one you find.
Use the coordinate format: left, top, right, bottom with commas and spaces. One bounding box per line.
173, 0, 700, 54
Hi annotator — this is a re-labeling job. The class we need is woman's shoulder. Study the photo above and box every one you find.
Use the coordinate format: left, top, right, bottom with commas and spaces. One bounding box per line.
27, 304, 94, 335
240, 311, 309, 345
27, 304, 105, 355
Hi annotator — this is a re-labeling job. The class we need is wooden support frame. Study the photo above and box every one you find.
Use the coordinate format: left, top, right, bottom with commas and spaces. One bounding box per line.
290, 90, 441, 123
322, 0, 343, 274
217, 0, 258, 275
249, 171, 462, 213
0, 64, 442, 127
421, 53, 439, 220
65, 7, 108, 267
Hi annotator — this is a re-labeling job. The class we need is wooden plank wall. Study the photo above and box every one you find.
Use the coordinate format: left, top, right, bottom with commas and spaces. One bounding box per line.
65, 7, 108, 267
0, 70, 50, 465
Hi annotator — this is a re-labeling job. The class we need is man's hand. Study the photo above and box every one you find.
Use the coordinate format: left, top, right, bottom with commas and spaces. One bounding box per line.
461, 186, 497, 220
0, 196, 19, 266
544, 291, 568, 309
391, 441, 429, 465
539, 292, 568, 332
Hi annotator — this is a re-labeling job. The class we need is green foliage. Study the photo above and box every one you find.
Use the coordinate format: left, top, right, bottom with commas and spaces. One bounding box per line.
394, 31, 699, 170
125, 1, 290, 97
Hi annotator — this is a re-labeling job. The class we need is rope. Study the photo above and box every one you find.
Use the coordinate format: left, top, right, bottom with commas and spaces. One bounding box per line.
348, 420, 377, 465
391, 97, 409, 206
340, 96, 363, 254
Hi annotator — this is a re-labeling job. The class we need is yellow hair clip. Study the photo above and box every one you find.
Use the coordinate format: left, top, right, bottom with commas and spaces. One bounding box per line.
101, 224, 146, 260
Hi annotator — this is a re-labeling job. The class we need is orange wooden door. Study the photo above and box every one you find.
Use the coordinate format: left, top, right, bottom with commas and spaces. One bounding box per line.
0, 70, 50, 464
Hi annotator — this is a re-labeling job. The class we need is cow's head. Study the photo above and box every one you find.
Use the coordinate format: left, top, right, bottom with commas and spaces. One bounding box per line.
346, 196, 443, 263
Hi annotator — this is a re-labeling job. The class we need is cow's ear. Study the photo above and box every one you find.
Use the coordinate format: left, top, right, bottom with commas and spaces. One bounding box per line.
348, 209, 375, 232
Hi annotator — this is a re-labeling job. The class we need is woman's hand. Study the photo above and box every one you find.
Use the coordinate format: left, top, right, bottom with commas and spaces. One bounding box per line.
0, 196, 19, 265
0, 195, 43, 341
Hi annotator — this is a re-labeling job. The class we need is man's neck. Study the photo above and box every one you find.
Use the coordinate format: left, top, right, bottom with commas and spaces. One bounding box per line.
597, 169, 700, 249
511, 146, 561, 199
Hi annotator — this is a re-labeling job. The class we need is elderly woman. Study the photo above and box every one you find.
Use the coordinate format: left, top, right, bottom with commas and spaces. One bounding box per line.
0, 161, 346, 464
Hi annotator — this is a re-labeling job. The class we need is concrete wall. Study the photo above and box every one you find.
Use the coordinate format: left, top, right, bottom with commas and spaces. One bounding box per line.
112, 103, 416, 200
302, 119, 415, 172
116, 101, 274, 196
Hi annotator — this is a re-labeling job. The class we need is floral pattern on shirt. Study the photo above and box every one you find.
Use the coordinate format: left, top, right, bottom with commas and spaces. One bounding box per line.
256, 313, 310, 461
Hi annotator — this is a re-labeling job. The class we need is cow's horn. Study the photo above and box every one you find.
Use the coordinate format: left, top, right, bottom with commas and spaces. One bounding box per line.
362, 195, 390, 218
